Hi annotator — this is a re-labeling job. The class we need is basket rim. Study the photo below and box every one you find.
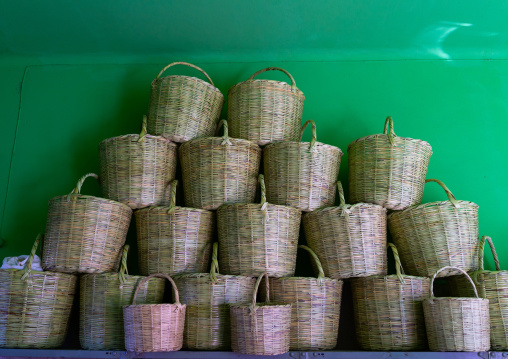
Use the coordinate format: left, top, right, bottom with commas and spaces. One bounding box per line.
135, 205, 213, 215
151, 74, 223, 95
50, 194, 132, 211
388, 200, 478, 218
0, 267, 76, 278
423, 297, 489, 302
173, 272, 256, 280
265, 140, 343, 156
217, 202, 301, 214
304, 202, 386, 217
230, 302, 291, 309
347, 133, 433, 152
353, 274, 430, 282
269, 276, 340, 283
180, 136, 261, 150
123, 303, 186, 309
81, 272, 166, 281
228, 78, 305, 98
99, 133, 176, 146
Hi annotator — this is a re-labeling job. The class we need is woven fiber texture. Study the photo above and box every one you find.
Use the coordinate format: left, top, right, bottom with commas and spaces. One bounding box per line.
0, 235, 77, 348
264, 120, 343, 212
227, 67, 305, 146
217, 174, 301, 277
179, 119, 261, 210
135, 180, 214, 276
147, 62, 224, 143
99, 116, 178, 209
123, 273, 186, 352
348, 116, 432, 210
388, 179, 479, 278
80, 245, 165, 350
230, 273, 292, 355
268, 245, 343, 350
303, 181, 387, 280
351, 243, 430, 351
43, 173, 132, 274
423, 266, 490, 352
173, 243, 257, 350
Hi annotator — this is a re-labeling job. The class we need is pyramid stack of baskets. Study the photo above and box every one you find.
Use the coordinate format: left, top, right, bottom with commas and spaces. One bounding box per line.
1, 61, 500, 354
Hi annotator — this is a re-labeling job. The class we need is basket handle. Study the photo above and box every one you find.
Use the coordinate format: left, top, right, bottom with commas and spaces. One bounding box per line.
167, 179, 178, 214
429, 266, 479, 299
155, 62, 214, 86
478, 235, 501, 271
299, 245, 325, 285
388, 243, 405, 283
336, 181, 351, 216
247, 67, 297, 92
425, 179, 460, 208
249, 273, 269, 314
66, 173, 99, 201
299, 120, 317, 152
20, 233, 42, 281
383, 116, 397, 146
132, 273, 181, 306
258, 174, 268, 211
137, 115, 148, 143
118, 245, 130, 285
215, 119, 232, 145
209, 242, 220, 283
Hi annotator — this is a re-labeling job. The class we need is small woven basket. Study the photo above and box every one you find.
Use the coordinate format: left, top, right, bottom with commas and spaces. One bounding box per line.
389, 178, 479, 278
351, 243, 430, 351
268, 245, 343, 350
124, 273, 186, 352
173, 243, 257, 350
43, 173, 132, 274
147, 62, 224, 143
227, 67, 305, 146
135, 180, 214, 276
348, 116, 433, 210
230, 273, 292, 355
0, 235, 77, 348
217, 174, 301, 277
264, 120, 343, 212
303, 181, 387, 280
423, 266, 490, 352
80, 245, 165, 350
99, 116, 178, 209
179, 119, 262, 210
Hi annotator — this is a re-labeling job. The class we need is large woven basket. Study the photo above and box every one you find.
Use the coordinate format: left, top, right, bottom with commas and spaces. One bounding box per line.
423, 266, 490, 352
217, 174, 301, 277
135, 180, 214, 276
80, 245, 165, 350
389, 178, 479, 278
348, 116, 432, 210
99, 116, 178, 209
264, 120, 343, 212
351, 243, 430, 351
43, 173, 132, 274
124, 273, 186, 352
173, 243, 257, 350
227, 67, 305, 146
147, 62, 224, 143
303, 181, 387, 280
0, 235, 77, 348
230, 273, 292, 355
179, 119, 262, 210
268, 245, 343, 350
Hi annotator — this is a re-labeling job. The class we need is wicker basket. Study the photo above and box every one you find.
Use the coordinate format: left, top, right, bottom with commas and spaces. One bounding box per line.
99, 116, 178, 209
227, 67, 305, 146
43, 173, 132, 274
351, 243, 430, 351
303, 181, 387, 280
423, 266, 490, 352
179, 119, 262, 210
123, 273, 186, 352
80, 245, 165, 350
0, 235, 77, 348
230, 273, 292, 355
268, 245, 343, 350
173, 243, 257, 350
389, 178, 479, 278
264, 120, 343, 212
135, 180, 214, 276
147, 62, 224, 143
217, 174, 301, 277
348, 116, 432, 210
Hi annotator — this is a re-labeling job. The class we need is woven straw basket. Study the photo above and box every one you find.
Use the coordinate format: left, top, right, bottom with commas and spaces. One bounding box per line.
173, 243, 257, 350
179, 119, 262, 210
147, 62, 224, 143
268, 245, 343, 350
43, 173, 132, 274
230, 273, 292, 355
123, 273, 186, 352
264, 120, 343, 212
227, 67, 305, 146
351, 243, 430, 351
303, 181, 387, 280
217, 174, 301, 277
389, 178, 479, 278
99, 116, 178, 209
423, 266, 490, 352
0, 235, 77, 348
135, 180, 214, 276
80, 245, 165, 350
348, 116, 432, 210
